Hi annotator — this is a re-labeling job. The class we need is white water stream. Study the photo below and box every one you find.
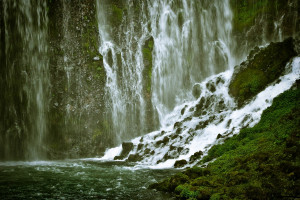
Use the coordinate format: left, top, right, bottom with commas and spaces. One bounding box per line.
100, 57, 299, 168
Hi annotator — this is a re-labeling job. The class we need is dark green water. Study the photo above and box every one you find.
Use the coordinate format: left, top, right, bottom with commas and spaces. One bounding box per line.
0, 160, 178, 199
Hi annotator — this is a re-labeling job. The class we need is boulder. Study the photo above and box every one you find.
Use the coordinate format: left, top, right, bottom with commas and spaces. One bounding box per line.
189, 151, 203, 163
229, 38, 297, 107
127, 154, 142, 162
206, 81, 216, 92
114, 142, 133, 160
174, 159, 188, 168
216, 134, 223, 139
192, 83, 202, 98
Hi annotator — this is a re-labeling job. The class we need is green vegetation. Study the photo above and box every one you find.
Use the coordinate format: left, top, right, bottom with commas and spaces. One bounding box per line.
229, 38, 297, 107
150, 85, 300, 199
143, 37, 154, 95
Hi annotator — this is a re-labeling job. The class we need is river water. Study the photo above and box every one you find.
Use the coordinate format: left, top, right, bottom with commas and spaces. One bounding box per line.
0, 160, 178, 200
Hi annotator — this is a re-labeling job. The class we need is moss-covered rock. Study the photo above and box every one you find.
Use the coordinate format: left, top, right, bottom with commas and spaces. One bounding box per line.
114, 142, 133, 160
142, 37, 154, 96
229, 38, 297, 107
174, 159, 188, 168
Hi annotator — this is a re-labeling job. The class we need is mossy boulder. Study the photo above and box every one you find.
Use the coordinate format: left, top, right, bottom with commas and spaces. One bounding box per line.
229, 37, 297, 107
114, 142, 133, 160
189, 151, 203, 163
127, 154, 142, 162
192, 84, 202, 99
174, 159, 188, 168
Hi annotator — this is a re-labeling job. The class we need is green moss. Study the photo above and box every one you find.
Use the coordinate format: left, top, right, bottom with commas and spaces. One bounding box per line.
112, 5, 123, 22
150, 86, 300, 199
231, 0, 268, 32
109, 3, 125, 28
230, 0, 289, 32
229, 38, 296, 107
142, 37, 154, 96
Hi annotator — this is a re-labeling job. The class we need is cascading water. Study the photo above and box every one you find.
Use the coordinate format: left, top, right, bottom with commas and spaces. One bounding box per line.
96, 0, 235, 145
96, 0, 157, 144
150, 0, 235, 119
98, 0, 299, 168
101, 54, 300, 169
0, 0, 49, 160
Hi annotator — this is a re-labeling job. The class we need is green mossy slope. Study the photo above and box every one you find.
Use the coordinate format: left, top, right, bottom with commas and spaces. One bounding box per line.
150, 85, 300, 199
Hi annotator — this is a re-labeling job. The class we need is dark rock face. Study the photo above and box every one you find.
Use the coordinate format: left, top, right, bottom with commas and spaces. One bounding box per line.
174, 159, 188, 168
229, 38, 297, 107
114, 142, 133, 160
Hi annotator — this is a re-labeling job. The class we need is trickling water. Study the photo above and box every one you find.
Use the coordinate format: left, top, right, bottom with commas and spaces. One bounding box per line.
96, 0, 235, 145
1, 0, 49, 160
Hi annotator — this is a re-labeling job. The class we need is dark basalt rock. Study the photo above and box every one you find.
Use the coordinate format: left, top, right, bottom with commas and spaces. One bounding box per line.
189, 151, 203, 163
226, 119, 232, 128
144, 148, 150, 154
216, 76, 225, 85
229, 38, 297, 107
173, 121, 182, 129
175, 127, 182, 135
162, 136, 169, 144
137, 143, 144, 151
114, 142, 133, 160
194, 97, 205, 116
181, 106, 186, 115
174, 159, 188, 168
195, 120, 209, 130
192, 83, 202, 99
127, 154, 142, 162
206, 81, 216, 92
216, 134, 223, 139
182, 116, 192, 123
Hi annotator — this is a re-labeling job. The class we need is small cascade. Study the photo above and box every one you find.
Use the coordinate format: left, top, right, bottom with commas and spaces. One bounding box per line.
1, 0, 49, 160
101, 56, 300, 168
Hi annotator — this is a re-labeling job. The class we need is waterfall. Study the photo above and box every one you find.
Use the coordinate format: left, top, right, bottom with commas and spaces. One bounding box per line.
98, 0, 299, 167
1, 0, 49, 160
96, 0, 235, 145
96, 0, 156, 145
150, 0, 235, 121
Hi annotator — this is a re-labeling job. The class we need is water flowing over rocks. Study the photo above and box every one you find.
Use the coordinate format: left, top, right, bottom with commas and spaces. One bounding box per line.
101, 41, 300, 169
